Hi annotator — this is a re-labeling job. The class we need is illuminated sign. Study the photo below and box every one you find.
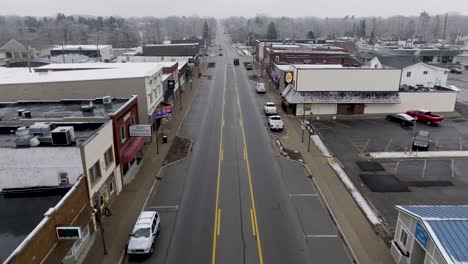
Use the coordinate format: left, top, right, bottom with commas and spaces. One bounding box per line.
56, 227, 81, 240
285, 72, 294, 84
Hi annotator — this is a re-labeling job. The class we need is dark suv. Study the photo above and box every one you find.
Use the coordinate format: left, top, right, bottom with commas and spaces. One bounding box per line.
412, 130, 430, 151
233, 58, 239, 65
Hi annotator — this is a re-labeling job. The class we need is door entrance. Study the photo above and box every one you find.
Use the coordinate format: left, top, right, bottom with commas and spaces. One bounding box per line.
337, 104, 365, 115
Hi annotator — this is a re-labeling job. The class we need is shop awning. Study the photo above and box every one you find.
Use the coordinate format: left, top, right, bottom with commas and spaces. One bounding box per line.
284, 89, 400, 104
121, 137, 145, 163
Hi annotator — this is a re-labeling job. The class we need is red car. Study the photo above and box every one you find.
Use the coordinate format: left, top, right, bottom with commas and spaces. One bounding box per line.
406, 110, 444, 125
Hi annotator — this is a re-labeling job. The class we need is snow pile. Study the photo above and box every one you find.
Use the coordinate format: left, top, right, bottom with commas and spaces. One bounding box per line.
311, 135, 332, 158
328, 158, 382, 225
368, 151, 468, 159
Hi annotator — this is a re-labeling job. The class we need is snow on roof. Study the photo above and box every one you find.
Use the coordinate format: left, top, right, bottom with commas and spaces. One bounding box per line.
162, 73, 172, 81
51, 44, 112, 51
447, 85, 461, 92
0, 63, 165, 85
291, 64, 344, 69
271, 44, 301, 48
145, 43, 199, 47
274, 64, 291, 71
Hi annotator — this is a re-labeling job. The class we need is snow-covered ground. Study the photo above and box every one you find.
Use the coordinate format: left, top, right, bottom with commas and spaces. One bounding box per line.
328, 158, 382, 225
311, 135, 332, 158
367, 151, 468, 159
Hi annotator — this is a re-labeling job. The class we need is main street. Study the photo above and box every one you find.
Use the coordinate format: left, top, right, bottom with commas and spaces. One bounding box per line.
127, 26, 352, 264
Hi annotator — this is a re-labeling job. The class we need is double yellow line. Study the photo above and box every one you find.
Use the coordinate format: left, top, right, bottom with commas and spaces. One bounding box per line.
211, 65, 227, 264
211, 64, 264, 264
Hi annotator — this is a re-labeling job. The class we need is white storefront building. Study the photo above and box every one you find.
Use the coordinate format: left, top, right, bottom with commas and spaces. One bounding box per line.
280, 64, 458, 116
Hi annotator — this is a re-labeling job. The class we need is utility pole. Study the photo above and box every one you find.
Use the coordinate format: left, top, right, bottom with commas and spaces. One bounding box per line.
27, 46, 32, 73
62, 41, 66, 63
442, 13, 448, 48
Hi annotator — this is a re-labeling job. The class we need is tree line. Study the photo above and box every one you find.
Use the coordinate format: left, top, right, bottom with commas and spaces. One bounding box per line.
0, 14, 216, 48
223, 13, 468, 44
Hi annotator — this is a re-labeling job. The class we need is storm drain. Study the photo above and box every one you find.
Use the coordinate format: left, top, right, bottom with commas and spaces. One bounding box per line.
360, 174, 409, 192
356, 161, 385, 172
208, 62, 216, 68
406, 181, 454, 187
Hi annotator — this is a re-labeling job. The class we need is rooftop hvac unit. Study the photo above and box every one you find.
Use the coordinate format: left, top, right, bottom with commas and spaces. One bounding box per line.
22, 111, 32, 118
51, 126, 75, 145
58, 171, 69, 186
17, 109, 26, 117
103, 96, 113, 104
81, 101, 95, 112
29, 122, 55, 137
15, 127, 32, 148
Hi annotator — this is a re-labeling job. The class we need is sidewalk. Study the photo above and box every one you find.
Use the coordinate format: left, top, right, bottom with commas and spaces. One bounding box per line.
82, 73, 202, 264
260, 74, 393, 264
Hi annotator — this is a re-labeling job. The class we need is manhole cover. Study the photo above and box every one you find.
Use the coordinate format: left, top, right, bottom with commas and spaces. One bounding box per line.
406, 181, 453, 187
356, 162, 385, 172
360, 174, 409, 192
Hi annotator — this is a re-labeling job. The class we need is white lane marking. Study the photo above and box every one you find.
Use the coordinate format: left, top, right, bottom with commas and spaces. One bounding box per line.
384, 138, 393, 152
289, 193, 318, 197
147, 205, 179, 211
452, 160, 455, 178
329, 120, 352, 128
306, 234, 338, 238
422, 160, 427, 178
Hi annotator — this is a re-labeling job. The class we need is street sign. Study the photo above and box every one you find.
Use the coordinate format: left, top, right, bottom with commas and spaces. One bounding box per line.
415, 222, 429, 248
168, 80, 176, 89
284, 72, 294, 84
57, 227, 81, 240
129, 125, 152, 137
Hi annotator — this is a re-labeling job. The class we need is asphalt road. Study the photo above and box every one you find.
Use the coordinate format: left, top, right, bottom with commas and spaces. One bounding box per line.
126, 26, 351, 264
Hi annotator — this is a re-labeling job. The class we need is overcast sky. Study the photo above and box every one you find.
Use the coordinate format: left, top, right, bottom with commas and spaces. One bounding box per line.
1, 0, 467, 18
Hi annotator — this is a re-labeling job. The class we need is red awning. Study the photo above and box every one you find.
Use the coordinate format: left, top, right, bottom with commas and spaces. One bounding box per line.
121, 137, 145, 164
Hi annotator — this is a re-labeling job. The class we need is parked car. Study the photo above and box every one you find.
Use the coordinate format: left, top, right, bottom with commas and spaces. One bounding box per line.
219, 53, 223, 56
412, 130, 431, 151
449, 67, 463, 74
264, 102, 277, 115
386, 113, 415, 126
406, 110, 444, 125
233, 58, 239, 65
256, 83, 266, 93
268, 115, 284, 131
127, 211, 160, 256
246, 63, 253, 70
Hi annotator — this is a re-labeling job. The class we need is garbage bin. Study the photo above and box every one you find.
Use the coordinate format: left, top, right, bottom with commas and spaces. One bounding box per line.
162, 134, 168, 144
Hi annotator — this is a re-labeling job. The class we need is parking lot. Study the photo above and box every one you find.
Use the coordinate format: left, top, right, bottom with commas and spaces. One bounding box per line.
314, 113, 468, 230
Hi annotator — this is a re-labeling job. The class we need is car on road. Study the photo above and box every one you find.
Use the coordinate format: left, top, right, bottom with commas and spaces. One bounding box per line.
245, 63, 253, 70
233, 58, 239, 65
218, 53, 223, 56
449, 67, 463, 74
386, 113, 415, 126
406, 110, 444, 125
127, 211, 160, 256
256, 82, 266, 93
412, 130, 431, 151
268, 115, 284, 131
264, 102, 277, 115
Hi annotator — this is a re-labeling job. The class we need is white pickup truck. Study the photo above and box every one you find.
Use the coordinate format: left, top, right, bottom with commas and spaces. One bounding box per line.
256, 83, 266, 94
264, 102, 277, 115
268, 115, 284, 131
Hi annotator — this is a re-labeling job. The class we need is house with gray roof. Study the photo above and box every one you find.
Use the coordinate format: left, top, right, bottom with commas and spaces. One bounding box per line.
391, 205, 468, 264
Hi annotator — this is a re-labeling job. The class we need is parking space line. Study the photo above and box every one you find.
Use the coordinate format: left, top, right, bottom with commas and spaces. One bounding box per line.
422, 160, 427, 178
305, 234, 338, 238
460, 137, 463, 150
435, 138, 439, 150
395, 161, 400, 172
384, 138, 393, 152
289, 193, 318, 197
329, 120, 352, 128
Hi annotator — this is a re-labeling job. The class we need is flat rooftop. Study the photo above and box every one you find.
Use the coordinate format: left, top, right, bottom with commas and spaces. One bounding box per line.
145, 43, 199, 47
51, 45, 112, 50
291, 64, 344, 69
0, 63, 165, 84
0, 194, 63, 260
0, 97, 133, 122
0, 122, 104, 148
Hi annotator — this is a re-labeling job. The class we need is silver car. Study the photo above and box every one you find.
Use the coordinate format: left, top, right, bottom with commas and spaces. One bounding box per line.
127, 211, 160, 255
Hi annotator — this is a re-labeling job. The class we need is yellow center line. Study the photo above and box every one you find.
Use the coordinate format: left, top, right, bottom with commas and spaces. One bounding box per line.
211, 64, 227, 264
234, 66, 264, 264
250, 208, 256, 237
217, 209, 221, 236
